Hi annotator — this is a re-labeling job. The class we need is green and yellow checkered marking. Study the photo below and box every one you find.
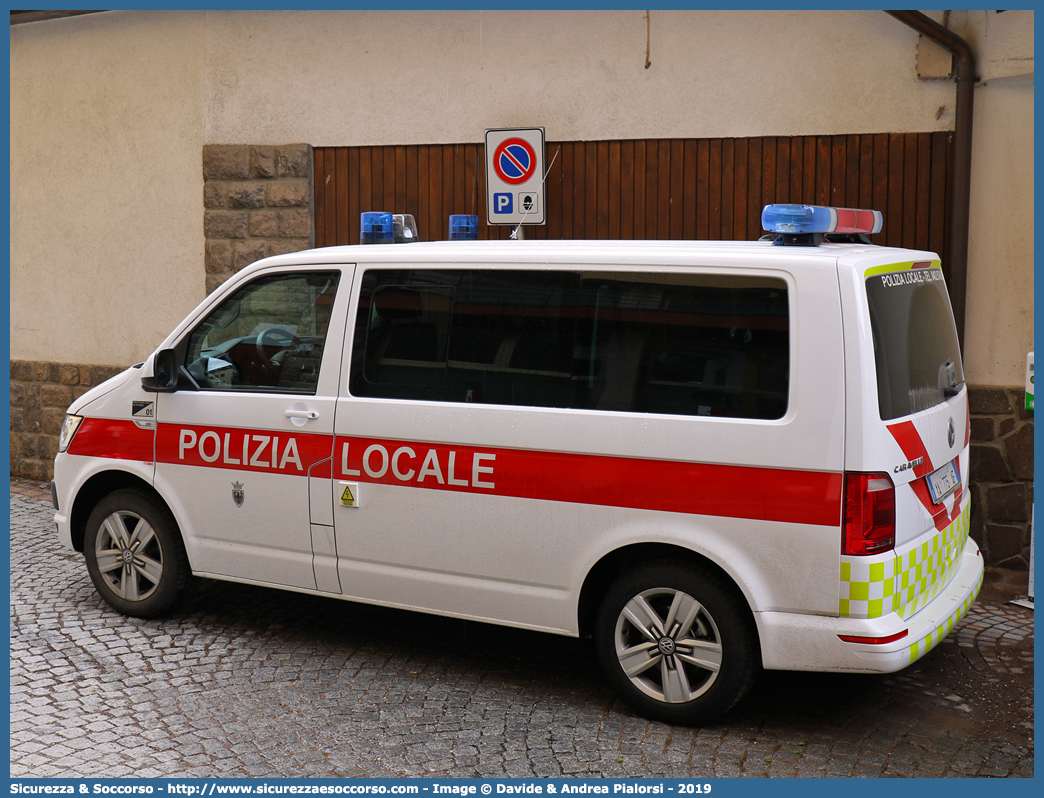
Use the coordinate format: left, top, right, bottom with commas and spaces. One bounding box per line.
907, 568, 982, 662
840, 502, 971, 620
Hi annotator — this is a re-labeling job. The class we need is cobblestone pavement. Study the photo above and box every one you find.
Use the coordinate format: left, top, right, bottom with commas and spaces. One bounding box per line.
10, 486, 1034, 779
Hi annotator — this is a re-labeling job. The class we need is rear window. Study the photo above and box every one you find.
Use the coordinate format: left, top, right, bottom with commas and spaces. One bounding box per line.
350, 269, 789, 420
865, 266, 964, 420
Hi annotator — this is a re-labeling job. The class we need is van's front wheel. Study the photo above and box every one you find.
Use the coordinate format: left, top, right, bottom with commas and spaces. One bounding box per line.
83, 490, 190, 618
595, 561, 760, 725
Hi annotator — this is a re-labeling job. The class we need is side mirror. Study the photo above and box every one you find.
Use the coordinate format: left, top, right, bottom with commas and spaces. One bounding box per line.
141, 349, 188, 392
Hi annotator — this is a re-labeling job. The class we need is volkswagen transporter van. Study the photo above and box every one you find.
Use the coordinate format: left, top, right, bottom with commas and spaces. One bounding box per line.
52, 205, 982, 725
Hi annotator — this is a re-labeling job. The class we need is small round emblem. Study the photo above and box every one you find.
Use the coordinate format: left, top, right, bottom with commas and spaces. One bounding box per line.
657, 637, 676, 656
122, 549, 134, 564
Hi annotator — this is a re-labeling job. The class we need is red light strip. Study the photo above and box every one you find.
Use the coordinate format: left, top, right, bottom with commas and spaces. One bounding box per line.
833, 208, 883, 235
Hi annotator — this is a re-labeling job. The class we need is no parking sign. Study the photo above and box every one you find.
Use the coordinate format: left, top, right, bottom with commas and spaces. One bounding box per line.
485, 127, 546, 226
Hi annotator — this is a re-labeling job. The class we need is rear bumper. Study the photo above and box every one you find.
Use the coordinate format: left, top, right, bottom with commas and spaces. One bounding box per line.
758, 537, 983, 672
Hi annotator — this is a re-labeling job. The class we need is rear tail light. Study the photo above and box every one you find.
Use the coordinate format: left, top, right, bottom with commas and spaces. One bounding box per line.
843, 472, 895, 555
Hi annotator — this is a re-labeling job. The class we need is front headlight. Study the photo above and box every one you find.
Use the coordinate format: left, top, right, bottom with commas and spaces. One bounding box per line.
58, 414, 83, 453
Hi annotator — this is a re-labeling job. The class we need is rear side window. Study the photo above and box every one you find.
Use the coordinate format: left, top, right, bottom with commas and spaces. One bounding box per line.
350, 269, 789, 419
865, 267, 964, 420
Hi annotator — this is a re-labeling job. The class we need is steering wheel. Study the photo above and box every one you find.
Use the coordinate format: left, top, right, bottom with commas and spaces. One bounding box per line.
255, 327, 300, 382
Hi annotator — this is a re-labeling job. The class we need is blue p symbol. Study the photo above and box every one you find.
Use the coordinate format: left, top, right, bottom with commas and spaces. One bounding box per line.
494, 193, 513, 214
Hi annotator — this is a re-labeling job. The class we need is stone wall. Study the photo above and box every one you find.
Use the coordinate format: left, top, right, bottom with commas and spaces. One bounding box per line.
968, 386, 1034, 569
9, 360, 126, 482
203, 144, 314, 294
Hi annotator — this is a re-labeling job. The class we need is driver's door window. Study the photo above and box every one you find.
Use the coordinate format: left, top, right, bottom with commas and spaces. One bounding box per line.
185, 271, 340, 393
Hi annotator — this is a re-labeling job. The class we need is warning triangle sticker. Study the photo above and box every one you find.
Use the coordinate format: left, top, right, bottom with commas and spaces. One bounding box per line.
341, 485, 356, 507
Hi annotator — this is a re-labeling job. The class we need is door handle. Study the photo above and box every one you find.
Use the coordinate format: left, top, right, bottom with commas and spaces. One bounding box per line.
285, 409, 319, 420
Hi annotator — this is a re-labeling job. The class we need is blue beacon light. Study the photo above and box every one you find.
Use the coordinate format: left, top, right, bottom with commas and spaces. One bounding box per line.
360, 212, 394, 244
449, 214, 478, 240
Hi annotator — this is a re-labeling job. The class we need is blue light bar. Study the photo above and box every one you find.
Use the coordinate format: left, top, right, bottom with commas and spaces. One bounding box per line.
762, 204, 883, 235
360, 211, 393, 244
448, 214, 478, 240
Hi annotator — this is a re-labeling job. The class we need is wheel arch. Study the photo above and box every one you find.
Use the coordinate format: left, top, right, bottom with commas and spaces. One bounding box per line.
69, 470, 172, 553
577, 542, 759, 644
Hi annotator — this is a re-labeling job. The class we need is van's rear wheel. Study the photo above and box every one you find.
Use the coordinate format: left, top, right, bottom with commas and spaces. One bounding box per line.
83, 490, 190, 618
595, 560, 760, 725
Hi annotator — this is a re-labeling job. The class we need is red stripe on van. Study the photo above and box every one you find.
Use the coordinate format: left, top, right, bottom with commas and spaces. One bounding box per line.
67, 418, 155, 462
155, 423, 334, 476
75, 419, 842, 526
888, 420, 964, 531
909, 477, 962, 531
886, 421, 935, 477
336, 436, 843, 527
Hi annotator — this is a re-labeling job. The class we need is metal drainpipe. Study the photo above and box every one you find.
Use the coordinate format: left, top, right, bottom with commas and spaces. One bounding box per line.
885, 11, 976, 351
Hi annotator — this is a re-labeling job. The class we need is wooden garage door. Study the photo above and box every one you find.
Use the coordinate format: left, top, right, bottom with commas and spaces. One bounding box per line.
315, 132, 952, 261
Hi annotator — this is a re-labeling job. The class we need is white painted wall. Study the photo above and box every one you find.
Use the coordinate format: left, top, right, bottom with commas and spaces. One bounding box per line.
9, 9, 1033, 386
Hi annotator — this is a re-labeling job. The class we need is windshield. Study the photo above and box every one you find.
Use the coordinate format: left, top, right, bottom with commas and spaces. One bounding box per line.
865, 267, 964, 421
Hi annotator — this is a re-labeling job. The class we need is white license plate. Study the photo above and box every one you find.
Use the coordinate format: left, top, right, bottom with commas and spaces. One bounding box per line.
927, 459, 960, 504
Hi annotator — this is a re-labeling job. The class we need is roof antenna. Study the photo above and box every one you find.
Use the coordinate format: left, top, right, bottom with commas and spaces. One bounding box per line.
510, 146, 561, 241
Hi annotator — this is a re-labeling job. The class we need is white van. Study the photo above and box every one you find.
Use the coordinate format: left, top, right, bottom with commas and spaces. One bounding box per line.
52, 205, 982, 725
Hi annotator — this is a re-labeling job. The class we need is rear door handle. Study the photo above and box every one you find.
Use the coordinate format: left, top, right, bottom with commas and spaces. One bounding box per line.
285, 409, 319, 420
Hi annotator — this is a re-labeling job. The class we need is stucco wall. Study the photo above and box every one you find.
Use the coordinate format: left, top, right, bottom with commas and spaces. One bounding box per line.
9, 9, 1034, 386
202, 10, 958, 145
957, 10, 1035, 388
10, 11, 207, 368
965, 78, 1035, 386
